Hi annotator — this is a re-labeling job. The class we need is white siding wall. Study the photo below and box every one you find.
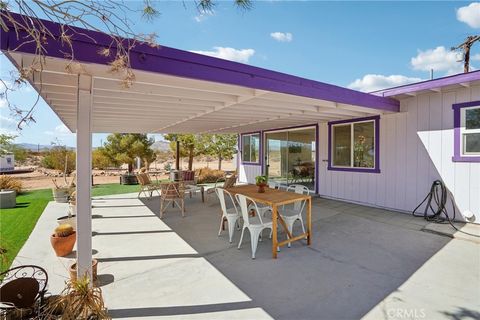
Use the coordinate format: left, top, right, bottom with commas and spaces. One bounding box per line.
319, 85, 480, 223
239, 164, 262, 184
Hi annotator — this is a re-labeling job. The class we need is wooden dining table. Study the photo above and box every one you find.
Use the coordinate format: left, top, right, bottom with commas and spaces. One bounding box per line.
226, 184, 312, 258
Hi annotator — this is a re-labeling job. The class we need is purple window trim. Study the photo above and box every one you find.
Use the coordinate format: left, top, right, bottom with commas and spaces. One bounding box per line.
327, 115, 381, 173
452, 101, 480, 162
240, 132, 262, 166
262, 124, 319, 193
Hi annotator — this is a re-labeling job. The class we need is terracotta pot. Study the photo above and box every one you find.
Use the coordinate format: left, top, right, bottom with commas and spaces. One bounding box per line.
69, 259, 98, 283
50, 231, 76, 257
257, 183, 267, 193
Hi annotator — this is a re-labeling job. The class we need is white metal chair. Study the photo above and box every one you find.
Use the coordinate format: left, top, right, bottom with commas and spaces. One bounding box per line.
236, 194, 273, 259
215, 188, 240, 243
279, 184, 309, 247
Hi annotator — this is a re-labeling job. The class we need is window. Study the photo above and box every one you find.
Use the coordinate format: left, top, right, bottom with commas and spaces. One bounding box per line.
462, 107, 480, 154
328, 116, 380, 173
241, 133, 260, 163
453, 101, 480, 162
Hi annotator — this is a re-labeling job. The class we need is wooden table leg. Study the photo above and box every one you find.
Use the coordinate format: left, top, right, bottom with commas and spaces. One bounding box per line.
272, 204, 278, 259
307, 197, 312, 245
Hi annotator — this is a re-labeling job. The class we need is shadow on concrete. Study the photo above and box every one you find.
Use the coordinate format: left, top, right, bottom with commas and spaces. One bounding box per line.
108, 301, 258, 318
139, 196, 453, 320
97, 273, 115, 287
96, 253, 201, 263
92, 230, 174, 237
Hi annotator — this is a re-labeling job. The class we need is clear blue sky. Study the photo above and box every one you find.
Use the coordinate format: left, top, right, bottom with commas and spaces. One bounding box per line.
1, 1, 479, 147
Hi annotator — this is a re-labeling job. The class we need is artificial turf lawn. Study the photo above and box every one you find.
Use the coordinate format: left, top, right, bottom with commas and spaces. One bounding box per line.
0, 183, 141, 271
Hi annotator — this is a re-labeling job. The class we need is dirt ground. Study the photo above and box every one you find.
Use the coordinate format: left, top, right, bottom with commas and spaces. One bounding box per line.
6, 159, 236, 190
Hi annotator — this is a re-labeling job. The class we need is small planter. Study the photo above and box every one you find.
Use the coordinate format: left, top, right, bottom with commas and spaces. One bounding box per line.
256, 183, 267, 193
52, 187, 70, 203
120, 174, 138, 185
50, 231, 76, 257
70, 259, 98, 283
57, 214, 76, 230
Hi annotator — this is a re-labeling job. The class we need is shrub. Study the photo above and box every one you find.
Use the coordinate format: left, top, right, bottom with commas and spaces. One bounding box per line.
196, 167, 225, 184
92, 148, 114, 170
41, 147, 76, 174
0, 175, 23, 194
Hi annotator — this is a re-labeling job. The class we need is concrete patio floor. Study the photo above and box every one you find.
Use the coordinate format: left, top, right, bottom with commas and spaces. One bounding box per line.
13, 192, 480, 320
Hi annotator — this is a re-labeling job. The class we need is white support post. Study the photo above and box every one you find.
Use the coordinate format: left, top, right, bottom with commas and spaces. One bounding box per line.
76, 75, 93, 281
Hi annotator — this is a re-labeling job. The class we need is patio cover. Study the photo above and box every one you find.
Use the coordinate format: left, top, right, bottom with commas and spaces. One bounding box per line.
0, 12, 400, 278
1, 13, 399, 135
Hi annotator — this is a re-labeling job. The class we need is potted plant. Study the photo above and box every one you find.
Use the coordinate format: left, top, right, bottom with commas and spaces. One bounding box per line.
255, 175, 268, 193
44, 275, 110, 319
50, 224, 76, 257
52, 178, 75, 203
69, 259, 99, 284
57, 191, 77, 229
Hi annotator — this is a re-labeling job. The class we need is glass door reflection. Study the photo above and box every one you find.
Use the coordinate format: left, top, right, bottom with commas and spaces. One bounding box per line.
265, 127, 316, 191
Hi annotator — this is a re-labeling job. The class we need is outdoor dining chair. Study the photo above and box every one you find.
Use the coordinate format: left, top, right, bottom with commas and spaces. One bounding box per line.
236, 194, 273, 259
0, 265, 48, 318
215, 188, 240, 243
279, 184, 309, 247
160, 181, 186, 218
136, 173, 161, 198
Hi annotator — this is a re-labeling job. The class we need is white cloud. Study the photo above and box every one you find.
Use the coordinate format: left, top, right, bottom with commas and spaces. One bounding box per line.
348, 74, 424, 92
270, 32, 293, 42
0, 115, 15, 125
411, 46, 468, 75
457, 2, 480, 28
45, 124, 73, 136
194, 10, 214, 22
190, 47, 255, 63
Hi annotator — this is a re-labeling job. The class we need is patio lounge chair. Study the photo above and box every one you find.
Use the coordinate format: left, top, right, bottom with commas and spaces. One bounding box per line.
0, 265, 48, 318
236, 194, 273, 259
206, 171, 237, 202
160, 181, 186, 218
137, 173, 161, 198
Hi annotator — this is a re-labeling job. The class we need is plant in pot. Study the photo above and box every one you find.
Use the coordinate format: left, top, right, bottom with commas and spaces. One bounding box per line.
255, 175, 268, 193
50, 224, 76, 257
57, 191, 77, 229
44, 275, 110, 319
70, 259, 98, 284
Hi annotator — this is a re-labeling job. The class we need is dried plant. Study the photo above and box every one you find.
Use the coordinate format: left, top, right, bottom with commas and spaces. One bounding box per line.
0, 175, 23, 193
43, 275, 111, 320
0, 0, 252, 130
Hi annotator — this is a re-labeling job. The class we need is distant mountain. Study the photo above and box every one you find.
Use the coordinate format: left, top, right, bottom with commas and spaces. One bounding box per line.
152, 140, 170, 152
16, 143, 75, 151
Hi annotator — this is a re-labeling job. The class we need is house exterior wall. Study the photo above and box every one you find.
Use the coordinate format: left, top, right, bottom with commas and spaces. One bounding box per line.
319, 85, 480, 223
237, 85, 479, 223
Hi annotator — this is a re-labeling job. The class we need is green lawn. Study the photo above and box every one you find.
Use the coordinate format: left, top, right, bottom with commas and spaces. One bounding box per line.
0, 183, 140, 271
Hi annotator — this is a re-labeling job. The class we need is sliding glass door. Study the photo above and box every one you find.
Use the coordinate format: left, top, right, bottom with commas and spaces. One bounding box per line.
265, 127, 316, 191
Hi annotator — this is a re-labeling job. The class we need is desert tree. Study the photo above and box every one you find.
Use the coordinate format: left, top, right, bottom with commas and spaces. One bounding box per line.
102, 133, 155, 173
200, 134, 237, 170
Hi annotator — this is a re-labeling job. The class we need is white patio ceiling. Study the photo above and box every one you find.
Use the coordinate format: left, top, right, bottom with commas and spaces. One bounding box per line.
8, 52, 393, 134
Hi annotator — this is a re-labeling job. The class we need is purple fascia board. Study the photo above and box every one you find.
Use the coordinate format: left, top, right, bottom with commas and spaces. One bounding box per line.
0, 12, 399, 112
239, 131, 262, 166
327, 115, 381, 173
373, 71, 480, 97
452, 101, 480, 162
